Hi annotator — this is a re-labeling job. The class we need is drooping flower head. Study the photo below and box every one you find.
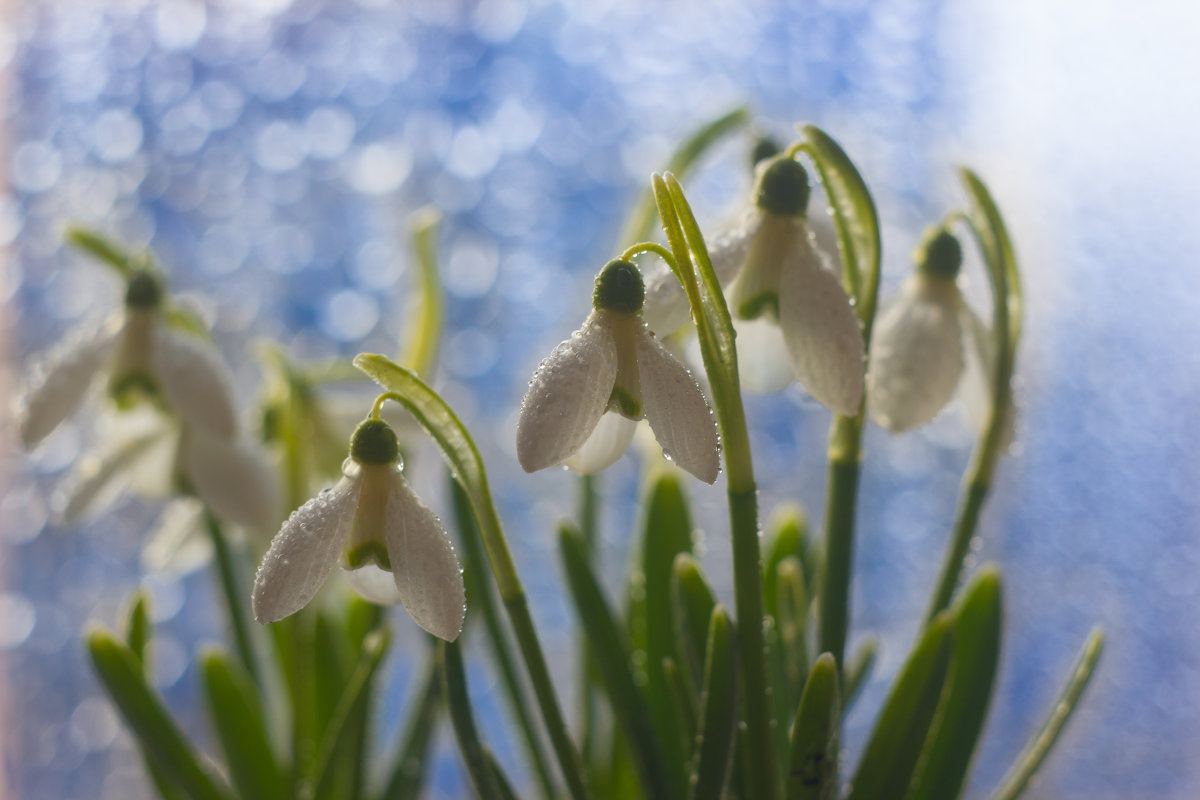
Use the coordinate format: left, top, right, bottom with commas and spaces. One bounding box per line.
867, 226, 992, 433
643, 155, 866, 411
516, 259, 720, 482
252, 414, 466, 641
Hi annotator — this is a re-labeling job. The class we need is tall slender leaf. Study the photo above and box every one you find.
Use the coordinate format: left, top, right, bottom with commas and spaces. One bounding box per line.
381, 644, 442, 800
201, 648, 287, 800
441, 640, 504, 800
786, 653, 839, 800
671, 553, 718, 697
689, 606, 738, 800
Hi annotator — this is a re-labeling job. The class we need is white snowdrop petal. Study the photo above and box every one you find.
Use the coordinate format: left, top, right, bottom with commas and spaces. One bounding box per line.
959, 303, 994, 434
516, 313, 618, 473
141, 498, 211, 575
184, 429, 283, 532
54, 427, 168, 524
383, 473, 465, 641
343, 563, 403, 605
564, 412, 639, 475
636, 328, 720, 484
867, 276, 965, 432
18, 320, 118, 448
730, 316, 795, 395
778, 237, 865, 415
153, 327, 239, 438
252, 475, 361, 623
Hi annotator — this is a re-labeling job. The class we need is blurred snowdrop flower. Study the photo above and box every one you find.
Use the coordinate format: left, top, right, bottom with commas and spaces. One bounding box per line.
517, 259, 720, 483
644, 156, 865, 412
252, 417, 466, 641
19, 268, 281, 533
867, 227, 992, 433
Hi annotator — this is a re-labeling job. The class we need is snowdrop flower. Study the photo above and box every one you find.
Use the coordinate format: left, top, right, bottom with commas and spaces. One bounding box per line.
517, 259, 720, 483
19, 270, 280, 531
867, 228, 991, 433
644, 156, 865, 413
252, 417, 466, 641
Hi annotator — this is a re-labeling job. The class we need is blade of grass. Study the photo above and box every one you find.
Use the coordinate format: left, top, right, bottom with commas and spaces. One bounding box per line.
689, 606, 738, 800
786, 653, 839, 800
201, 648, 288, 800
671, 553, 718, 698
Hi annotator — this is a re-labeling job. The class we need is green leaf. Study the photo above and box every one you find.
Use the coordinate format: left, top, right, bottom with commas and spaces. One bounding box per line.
400, 207, 445, 378
847, 613, 954, 800
65, 226, 135, 277
843, 637, 878, 711
762, 507, 809, 622
440, 639, 504, 800
124, 591, 151, 666
797, 125, 882, 335
313, 611, 351, 741
786, 653, 840, 800
560, 522, 678, 800
86, 630, 231, 800
904, 568, 1002, 800
310, 629, 391, 798
619, 107, 750, 245
958, 168, 1021, 354
671, 553, 718, 697
771, 556, 810, 779
200, 648, 287, 800
630, 472, 694, 777
689, 606, 738, 800
485, 749, 523, 800
663, 657, 698, 747
990, 628, 1104, 800
380, 644, 443, 800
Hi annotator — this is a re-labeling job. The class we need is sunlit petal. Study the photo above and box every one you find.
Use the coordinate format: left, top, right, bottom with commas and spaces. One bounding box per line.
867, 276, 964, 432
564, 412, 638, 474
183, 428, 283, 532
252, 474, 361, 623
141, 498, 212, 575
343, 563, 403, 605
18, 319, 118, 448
959, 304, 993, 433
153, 326, 239, 438
730, 316, 794, 394
516, 312, 618, 472
53, 425, 170, 524
778, 236, 865, 415
635, 328, 720, 484
383, 471, 465, 641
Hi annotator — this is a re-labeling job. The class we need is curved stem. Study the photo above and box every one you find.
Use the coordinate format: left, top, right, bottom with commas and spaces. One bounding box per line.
620, 241, 679, 271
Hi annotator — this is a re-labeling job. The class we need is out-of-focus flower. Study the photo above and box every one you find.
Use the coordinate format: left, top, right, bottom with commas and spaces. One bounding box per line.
251, 418, 465, 641
516, 260, 720, 483
867, 227, 992, 433
643, 156, 865, 413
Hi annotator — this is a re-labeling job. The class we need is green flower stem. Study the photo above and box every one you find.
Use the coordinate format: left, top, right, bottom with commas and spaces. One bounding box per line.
816, 413, 864, 673
620, 241, 679, 269
578, 474, 601, 769
353, 360, 590, 800
203, 511, 260, 686
654, 174, 776, 800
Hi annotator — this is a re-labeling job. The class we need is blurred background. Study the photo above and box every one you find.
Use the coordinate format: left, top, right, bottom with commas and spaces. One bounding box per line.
2, 0, 1198, 797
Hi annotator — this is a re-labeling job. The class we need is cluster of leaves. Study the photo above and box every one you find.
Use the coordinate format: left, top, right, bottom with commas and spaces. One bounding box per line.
70, 112, 1104, 800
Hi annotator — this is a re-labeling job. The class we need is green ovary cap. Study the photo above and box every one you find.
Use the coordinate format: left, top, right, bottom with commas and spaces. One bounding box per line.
593, 259, 645, 314
124, 271, 163, 309
350, 418, 400, 465
915, 227, 963, 279
755, 156, 810, 217
750, 135, 781, 167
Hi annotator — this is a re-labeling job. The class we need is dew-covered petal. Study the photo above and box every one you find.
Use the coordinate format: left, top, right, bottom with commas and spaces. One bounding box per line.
564, 412, 639, 475
383, 473, 465, 641
18, 319, 118, 448
516, 312, 618, 473
141, 498, 212, 575
867, 276, 965, 432
54, 425, 170, 524
778, 236, 865, 415
343, 563, 403, 605
252, 474, 361, 623
635, 328, 720, 484
730, 316, 795, 395
153, 326, 239, 439
184, 428, 283, 532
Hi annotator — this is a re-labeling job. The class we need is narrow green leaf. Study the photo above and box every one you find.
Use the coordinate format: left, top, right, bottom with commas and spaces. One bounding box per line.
560, 523, 678, 800
797, 125, 882, 334
689, 606, 738, 800
620, 107, 750, 245
763, 507, 809, 622
958, 168, 1021, 353
905, 568, 1003, 800
400, 207, 445, 377
310, 630, 391, 798
663, 657, 698, 748
440, 640, 503, 800
485, 749, 523, 800
201, 648, 287, 800
843, 637, 878, 711
86, 630, 231, 800
313, 611, 351, 741
990, 628, 1105, 800
65, 226, 135, 277
630, 471, 694, 784
381, 644, 442, 800
124, 591, 151, 666
772, 557, 811, 778
847, 613, 954, 800
671, 553, 718, 697
786, 653, 840, 800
